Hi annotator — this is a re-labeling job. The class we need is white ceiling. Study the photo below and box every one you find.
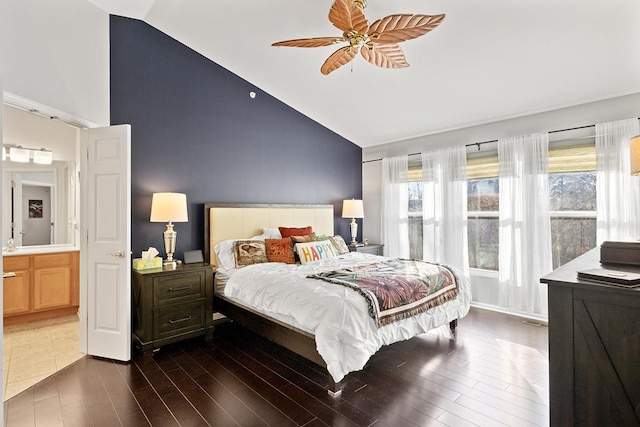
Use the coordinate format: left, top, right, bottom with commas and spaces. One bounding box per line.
89, 0, 640, 148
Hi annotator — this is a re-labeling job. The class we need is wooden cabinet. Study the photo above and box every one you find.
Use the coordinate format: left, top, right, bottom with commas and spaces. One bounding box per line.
541, 248, 640, 426
3, 251, 79, 325
349, 243, 384, 256
132, 263, 214, 354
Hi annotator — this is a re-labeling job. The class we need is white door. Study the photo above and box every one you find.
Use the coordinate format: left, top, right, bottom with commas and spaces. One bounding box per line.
84, 124, 131, 361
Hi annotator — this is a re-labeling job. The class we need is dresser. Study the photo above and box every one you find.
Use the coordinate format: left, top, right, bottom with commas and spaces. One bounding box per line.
541, 248, 640, 426
349, 243, 384, 256
132, 263, 215, 354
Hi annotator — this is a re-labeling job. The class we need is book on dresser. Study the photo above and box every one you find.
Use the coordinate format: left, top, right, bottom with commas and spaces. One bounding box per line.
577, 267, 640, 287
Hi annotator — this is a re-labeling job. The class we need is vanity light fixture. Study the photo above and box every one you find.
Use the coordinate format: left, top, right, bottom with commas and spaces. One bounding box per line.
9, 146, 30, 163
4, 145, 54, 164
33, 148, 54, 165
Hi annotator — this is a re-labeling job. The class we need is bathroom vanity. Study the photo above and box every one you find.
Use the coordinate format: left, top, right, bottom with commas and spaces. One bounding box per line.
3, 249, 79, 325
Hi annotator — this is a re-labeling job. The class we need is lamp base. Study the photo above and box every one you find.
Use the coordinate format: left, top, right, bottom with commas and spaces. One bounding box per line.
350, 218, 358, 246
163, 222, 178, 267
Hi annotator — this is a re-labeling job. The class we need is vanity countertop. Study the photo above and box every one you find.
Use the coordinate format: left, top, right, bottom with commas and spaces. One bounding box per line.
2, 245, 80, 256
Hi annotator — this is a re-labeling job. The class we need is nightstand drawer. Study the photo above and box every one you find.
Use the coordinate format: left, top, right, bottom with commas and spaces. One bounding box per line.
153, 271, 206, 306
153, 300, 206, 340
350, 244, 384, 256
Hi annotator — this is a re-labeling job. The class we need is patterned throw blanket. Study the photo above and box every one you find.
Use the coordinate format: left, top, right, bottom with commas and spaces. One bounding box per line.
308, 259, 459, 328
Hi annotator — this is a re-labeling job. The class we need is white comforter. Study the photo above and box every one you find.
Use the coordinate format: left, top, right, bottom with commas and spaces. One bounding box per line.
223, 252, 471, 383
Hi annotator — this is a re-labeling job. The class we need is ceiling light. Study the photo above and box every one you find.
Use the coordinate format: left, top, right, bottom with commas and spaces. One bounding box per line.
9, 146, 30, 163
33, 148, 53, 165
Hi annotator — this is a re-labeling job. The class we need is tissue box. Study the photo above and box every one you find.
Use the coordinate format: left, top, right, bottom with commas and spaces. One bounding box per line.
132, 257, 163, 270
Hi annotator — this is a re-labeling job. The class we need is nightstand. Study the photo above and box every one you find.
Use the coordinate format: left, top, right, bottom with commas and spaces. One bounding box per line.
132, 263, 214, 354
349, 243, 384, 256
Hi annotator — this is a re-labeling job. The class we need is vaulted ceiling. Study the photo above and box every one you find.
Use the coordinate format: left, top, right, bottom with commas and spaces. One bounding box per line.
89, 0, 640, 148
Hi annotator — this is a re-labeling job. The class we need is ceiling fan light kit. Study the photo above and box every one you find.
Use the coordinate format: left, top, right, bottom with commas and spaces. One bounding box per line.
272, 0, 445, 75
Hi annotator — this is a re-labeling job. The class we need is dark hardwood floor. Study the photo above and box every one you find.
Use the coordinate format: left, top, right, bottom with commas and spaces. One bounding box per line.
4, 308, 549, 426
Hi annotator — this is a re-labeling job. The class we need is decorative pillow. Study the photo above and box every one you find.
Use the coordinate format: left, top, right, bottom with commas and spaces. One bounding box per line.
329, 235, 350, 254
290, 232, 317, 244
214, 239, 237, 270
295, 240, 340, 264
265, 238, 295, 264
279, 226, 313, 238
234, 240, 268, 268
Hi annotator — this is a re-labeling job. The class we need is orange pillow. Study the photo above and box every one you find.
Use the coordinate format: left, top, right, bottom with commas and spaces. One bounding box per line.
279, 226, 313, 238
265, 238, 295, 264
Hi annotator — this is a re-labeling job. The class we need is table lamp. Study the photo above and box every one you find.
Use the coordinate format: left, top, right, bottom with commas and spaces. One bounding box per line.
150, 192, 188, 265
342, 199, 364, 246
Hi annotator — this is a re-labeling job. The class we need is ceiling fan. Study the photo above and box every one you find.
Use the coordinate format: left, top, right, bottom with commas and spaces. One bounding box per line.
272, 0, 445, 75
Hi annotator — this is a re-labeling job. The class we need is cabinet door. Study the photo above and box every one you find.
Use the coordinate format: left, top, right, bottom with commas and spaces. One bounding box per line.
33, 267, 71, 310
3, 271, 30, 315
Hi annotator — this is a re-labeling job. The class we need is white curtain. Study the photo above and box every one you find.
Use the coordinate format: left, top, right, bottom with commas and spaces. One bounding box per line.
596, 118, 640, 243
381, 155, 410, 258
421, 146, 469, 277
498, 133, 552, 317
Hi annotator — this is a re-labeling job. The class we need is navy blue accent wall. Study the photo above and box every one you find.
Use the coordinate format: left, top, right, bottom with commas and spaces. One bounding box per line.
109, 16, 363, 259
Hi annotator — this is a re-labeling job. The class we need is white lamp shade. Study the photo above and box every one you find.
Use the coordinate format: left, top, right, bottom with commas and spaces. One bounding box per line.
632, 135, 640, 176
342, 199, 364, 218
150, 192, 188, 222
33, 149, 53, 165
9, 146, 30, 163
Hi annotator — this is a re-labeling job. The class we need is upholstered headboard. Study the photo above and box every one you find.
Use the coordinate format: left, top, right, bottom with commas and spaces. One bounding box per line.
204, 203, 334, 266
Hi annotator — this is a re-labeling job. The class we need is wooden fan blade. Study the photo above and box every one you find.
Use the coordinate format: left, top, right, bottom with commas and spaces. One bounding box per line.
369, 14, 445, 44
328, 0, 369, 34
321, 46, 358, 75
272, 37, 343, 48
361, 43, 409, 69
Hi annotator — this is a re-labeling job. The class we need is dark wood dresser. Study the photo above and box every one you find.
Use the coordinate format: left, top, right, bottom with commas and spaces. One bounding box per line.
132, 262, 214, 354
541, 247, 640, 426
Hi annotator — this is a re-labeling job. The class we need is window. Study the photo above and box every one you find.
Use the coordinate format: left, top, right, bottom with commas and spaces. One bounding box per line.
408, 166, 423, 260
549, 143, 597, 269
467, 155, 499, 270
407, 139, 597, 271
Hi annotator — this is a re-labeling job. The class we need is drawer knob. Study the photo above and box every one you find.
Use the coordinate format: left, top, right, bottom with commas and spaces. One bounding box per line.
169, 315, 193, 324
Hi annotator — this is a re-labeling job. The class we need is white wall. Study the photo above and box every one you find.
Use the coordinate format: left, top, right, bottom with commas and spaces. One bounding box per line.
1, 0, 110, 126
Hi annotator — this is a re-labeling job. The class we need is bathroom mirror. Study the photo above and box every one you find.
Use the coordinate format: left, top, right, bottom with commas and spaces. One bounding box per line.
2, 162, 77, 247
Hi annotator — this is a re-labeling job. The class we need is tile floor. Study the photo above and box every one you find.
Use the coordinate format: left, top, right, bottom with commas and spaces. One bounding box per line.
2, 315, 84, 400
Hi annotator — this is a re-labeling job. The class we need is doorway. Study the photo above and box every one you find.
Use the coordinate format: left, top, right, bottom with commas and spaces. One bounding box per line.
2, 102, 83, 399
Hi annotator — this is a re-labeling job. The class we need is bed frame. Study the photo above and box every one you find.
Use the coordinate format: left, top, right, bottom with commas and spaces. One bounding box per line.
203, 203, 457, 396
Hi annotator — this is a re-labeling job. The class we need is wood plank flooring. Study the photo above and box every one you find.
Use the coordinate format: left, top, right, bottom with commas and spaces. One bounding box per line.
3, 307, 549, 426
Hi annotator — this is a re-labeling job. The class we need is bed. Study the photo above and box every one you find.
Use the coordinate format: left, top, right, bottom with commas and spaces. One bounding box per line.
204, 203, 471, 395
